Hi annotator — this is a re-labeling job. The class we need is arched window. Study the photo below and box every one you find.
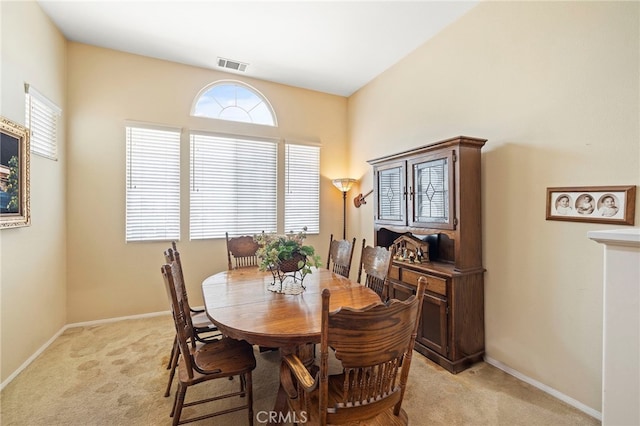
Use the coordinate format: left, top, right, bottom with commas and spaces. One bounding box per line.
191, 81, 276, 126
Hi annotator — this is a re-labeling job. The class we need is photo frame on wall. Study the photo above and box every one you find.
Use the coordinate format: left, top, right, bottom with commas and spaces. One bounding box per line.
546, 186, 636, 225
1, 116, 30, 228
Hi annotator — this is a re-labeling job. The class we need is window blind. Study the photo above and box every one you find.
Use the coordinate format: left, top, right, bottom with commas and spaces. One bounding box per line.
125, 125, 181, 242
284, 143, 320, 234
190, 133, 277, 239
25, 84, 61, 160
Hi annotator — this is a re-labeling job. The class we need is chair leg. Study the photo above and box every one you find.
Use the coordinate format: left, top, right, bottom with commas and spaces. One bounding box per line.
164, 347, 179, 397
167, 335, 177, 369
171, 383, 187, 426
246, 372, 254, 426
239, 374, 246, 395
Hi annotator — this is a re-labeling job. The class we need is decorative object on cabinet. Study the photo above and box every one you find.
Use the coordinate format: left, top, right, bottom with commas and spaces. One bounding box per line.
0, 116, 30, 229
392, 234, 430, 263
332, 178, 356, 239
546, 186, 635, 225
368, 135, 486, 374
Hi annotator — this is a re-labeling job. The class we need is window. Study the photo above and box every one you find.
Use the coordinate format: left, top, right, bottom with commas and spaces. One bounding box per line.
190, 133, 277, 239
149, 82, 320, 240
192, 81, 276, 126
24, 84, 61, 160
285, 143, 320, 233
125, 124, 180, 242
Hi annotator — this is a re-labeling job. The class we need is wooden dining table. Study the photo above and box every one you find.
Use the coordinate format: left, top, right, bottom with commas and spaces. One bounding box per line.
201, 266, 381, 424
201, 266, 381, 349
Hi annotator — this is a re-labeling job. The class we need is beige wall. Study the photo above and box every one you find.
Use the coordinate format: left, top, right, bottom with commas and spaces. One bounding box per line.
65, 43, 348, 322
348, 1, 639, 414
0, 1, 67, 383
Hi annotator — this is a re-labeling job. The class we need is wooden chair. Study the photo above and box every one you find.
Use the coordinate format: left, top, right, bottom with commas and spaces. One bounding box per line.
164, 243, 220, 397
161, 262, 256, 426
226, 233, 260, 270
225, 233, 278, 352
166, 243, 220, 342
279, 277, 427, 425
326, 234, 356, 278
356, 240, 394, 301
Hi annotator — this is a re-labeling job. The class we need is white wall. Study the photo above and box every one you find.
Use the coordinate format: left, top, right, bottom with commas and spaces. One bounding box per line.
348, 1, 639, 413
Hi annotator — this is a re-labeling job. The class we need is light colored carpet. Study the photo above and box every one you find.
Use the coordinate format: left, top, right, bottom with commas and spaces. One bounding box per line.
0, 315, 600, 425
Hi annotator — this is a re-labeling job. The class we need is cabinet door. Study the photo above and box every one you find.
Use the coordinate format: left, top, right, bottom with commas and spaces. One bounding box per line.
417, 292, 448, 357
373, 160, 406, 225
408, 151, 456, 230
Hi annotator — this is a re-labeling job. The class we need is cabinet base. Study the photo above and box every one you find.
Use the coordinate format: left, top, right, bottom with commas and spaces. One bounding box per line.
415, 343, 484, 374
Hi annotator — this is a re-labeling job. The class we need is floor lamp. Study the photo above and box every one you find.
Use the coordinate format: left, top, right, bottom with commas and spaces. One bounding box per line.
332, 178, 356, 240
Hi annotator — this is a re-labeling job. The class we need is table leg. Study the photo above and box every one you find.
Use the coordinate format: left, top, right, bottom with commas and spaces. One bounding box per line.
268, 343, 316, 425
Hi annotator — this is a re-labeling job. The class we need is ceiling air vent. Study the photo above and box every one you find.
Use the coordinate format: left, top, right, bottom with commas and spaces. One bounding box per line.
217, 57, 248, 72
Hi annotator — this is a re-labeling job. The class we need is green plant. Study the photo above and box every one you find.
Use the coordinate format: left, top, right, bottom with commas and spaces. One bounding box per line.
254, 227, 322, 277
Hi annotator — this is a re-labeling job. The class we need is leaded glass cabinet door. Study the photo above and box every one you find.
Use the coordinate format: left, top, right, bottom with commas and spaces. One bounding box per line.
408, 152, 456, 229
373, 160, 406, 225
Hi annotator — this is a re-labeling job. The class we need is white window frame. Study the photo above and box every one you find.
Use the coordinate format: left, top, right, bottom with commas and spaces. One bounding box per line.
191, 80, 277, 126
189, 132, 278, 239
284, 142, 320, 234
24, 83, 61, 160
189, 133, 321, 239
125, 123, 181, 242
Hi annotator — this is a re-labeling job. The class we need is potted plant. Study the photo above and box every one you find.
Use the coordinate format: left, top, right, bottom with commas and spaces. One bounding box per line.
254, 227, 322, 289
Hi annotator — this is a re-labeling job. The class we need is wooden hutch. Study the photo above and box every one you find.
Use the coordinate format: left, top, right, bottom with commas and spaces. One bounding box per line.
368, 135, 486, 373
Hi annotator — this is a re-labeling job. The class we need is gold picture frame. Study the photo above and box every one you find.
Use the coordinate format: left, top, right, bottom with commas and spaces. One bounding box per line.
546, 186, 636, 225
1, 116, 30, 228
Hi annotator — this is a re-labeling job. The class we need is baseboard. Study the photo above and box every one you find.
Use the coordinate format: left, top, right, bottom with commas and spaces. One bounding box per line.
65, 309, 171, 328
0, 309, 171, 391
484, 355, 602, 421
1, 326, 66, 391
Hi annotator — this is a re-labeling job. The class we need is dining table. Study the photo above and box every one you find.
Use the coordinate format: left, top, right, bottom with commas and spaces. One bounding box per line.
201, 266, 381, 348
201, 266, 382, 423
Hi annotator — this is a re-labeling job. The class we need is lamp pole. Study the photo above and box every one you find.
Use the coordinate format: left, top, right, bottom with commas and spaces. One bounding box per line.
341, 190, 347, 240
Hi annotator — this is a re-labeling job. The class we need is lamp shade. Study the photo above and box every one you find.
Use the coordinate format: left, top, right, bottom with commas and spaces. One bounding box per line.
332, 178, 356, 193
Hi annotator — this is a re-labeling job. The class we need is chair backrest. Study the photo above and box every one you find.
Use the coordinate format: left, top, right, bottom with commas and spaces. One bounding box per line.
356, 240, 394, 300
164, 241, 177, 264
161, 263, 199, 378
226, 232, 259, 270
325, 234, 356, 278
318, 278, 426, 425
164, 244, 198, 344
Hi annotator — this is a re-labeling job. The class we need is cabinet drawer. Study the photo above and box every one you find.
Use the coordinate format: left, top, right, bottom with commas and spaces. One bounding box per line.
389, 265, 400, 280
402, 270, 447, 296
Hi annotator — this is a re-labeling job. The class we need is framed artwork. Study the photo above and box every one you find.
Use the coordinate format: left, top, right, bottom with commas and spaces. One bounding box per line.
546, 186, 636, 225
1, 116, 30, 228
